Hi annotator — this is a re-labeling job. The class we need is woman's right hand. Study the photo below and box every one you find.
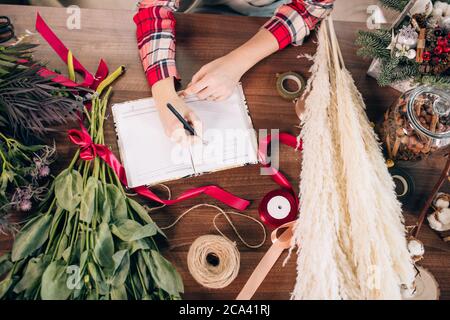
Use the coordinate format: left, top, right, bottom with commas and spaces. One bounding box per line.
152, 77, 202, 145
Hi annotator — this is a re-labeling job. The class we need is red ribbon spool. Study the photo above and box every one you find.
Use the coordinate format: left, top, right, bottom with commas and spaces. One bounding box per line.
259, 189, 298, 228
258, 133, 302, 228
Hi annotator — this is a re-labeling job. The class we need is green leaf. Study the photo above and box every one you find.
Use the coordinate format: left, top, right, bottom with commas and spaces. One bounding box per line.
0, 277, 13, 299
41, 260, 72, 300
13, 255, 49, 294
111, 219, 157, 242
110, 285, 127, 300
79, 177, 97, 223
107, 184, 127, 221
55, 169, 83, 212
12, 214, 52, 262
97, 183, 111, 224
144, 250, 183, 296
127, 198, 166, 237
94, 222, 114, 269
111, 250, 130, 287
55, 234, 69, 261
0, 254, 13, 276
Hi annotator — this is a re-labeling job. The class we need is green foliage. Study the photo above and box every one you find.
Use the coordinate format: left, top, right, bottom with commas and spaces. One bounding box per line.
380, 0, 450, 12
378, 57, 420, 86
356, 29, 392, 60
0, 86, 183, 300
379, 0, 410, 12
0, 42, 82, 143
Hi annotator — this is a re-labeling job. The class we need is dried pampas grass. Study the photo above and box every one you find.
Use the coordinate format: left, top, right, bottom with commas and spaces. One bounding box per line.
292, 18, 416, 300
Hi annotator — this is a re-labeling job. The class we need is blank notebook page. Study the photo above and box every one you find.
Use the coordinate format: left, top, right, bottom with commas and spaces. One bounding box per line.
112, 85, 258, 188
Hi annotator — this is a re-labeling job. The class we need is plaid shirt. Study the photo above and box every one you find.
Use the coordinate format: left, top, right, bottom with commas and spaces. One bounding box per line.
134, 0, 334, 86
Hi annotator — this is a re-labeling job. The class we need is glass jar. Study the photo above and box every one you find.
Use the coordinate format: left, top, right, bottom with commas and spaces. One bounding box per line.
379, 86, 450, 162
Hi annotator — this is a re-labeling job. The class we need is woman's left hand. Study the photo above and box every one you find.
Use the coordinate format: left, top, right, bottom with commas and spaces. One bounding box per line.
184, 54, 245, 101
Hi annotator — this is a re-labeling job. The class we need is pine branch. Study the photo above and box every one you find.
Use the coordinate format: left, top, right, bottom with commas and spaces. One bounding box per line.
356, 29, 392, 60
379, 0, 410, 12
419, 75, 450, 88
378, 57, 419, 86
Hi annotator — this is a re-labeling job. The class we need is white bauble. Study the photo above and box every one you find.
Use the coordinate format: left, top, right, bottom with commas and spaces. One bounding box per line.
406, 49, 417, 60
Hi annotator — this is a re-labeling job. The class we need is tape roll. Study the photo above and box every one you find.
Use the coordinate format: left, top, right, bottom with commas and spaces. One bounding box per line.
389, 167, 415, 200
259, 189, 298, 228
276, 71, 306, 100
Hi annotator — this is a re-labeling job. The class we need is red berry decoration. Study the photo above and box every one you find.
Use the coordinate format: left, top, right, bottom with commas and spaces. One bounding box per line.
437, 37, 448, 47
432, 56, 441, 65
435, 46, 444, 55
423, 51, 431, 61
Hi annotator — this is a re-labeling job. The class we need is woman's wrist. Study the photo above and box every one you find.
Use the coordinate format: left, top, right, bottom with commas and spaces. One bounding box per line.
152, 77, 178, 103
227, 28, 279, 74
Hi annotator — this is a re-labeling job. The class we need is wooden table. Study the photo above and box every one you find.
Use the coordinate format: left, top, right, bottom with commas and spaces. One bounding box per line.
1, 4, 449, 300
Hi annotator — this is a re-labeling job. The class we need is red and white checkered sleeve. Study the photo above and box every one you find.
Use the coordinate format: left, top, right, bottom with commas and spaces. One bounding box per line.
134, 0, 180, 87
264, 0, 335, 50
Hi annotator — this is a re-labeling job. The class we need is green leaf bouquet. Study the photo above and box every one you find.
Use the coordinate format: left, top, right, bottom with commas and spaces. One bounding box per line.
0, 69, 184, 300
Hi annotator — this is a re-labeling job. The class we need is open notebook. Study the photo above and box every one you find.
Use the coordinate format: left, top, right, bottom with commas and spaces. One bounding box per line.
112, 85, 258, 188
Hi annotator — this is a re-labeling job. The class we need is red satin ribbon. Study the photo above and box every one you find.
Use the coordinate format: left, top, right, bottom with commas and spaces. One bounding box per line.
258, 133, 302, 226
35, 13, 107, 89
68, 125, 250, 211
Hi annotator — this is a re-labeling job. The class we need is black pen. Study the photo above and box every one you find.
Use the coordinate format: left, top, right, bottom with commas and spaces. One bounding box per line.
166, 103, 197, 136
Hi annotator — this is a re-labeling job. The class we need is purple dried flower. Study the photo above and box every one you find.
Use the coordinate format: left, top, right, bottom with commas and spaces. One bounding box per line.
19, 200, 32, 212
39, 166, 50, 178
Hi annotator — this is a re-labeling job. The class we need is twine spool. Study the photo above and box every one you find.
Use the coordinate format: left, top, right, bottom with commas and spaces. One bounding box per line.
160, 203, 267, 290
187, 235, 240, 289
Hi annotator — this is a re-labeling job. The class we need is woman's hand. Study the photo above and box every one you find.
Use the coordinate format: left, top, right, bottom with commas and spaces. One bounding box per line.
184, 28, 279, 101
184, 54, 245, 101
152, 77, 202, 145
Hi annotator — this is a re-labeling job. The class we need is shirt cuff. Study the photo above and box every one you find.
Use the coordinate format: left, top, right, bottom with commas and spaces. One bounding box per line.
145, 59, 180, 87
263, 17, 294, 51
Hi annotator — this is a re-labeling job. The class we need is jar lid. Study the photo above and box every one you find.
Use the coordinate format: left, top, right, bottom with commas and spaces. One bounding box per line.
407, 86, 450, 140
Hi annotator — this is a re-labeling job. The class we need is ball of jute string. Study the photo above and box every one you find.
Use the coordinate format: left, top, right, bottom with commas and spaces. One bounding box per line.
187, 235, 240, 289
159, 203, 267, 289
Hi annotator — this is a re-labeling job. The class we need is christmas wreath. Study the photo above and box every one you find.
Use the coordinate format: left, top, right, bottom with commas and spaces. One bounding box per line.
356, 0, 450, 88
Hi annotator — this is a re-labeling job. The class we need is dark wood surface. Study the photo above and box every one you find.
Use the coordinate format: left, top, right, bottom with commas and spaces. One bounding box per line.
0, 4, 449, 300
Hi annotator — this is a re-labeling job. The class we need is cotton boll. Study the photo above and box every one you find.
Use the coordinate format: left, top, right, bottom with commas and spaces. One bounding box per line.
433, 8, 444, 18
437, 208, 450, 225
442, 16, 450, 32
433, 193, 450, 209
428, 213, 445, 231
410, 0, 433, 16
407, 239, 425, 258
434, 1, 447, 12
445, 5, 450, 17
435, 198, 449, 209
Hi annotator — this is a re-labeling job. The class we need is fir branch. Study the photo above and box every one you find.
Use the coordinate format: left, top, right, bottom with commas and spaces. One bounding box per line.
356, 29, 392, 60
379, 0, 410, 12
419, 75, 450, 88
378, 57, 419, 86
